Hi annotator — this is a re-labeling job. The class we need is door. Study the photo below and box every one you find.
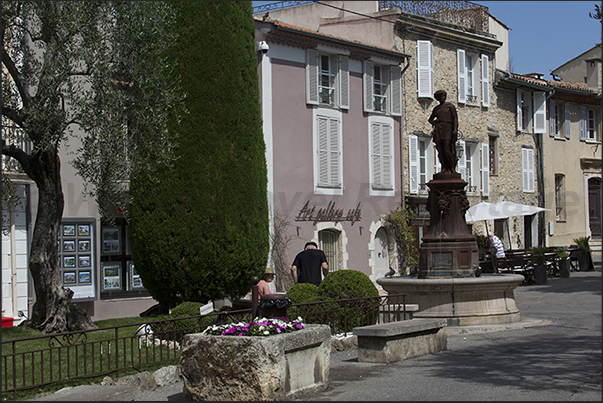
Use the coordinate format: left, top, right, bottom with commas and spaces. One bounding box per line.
588, 178, 601, 239
319, 229, 339, 273
374, 227, 389, 279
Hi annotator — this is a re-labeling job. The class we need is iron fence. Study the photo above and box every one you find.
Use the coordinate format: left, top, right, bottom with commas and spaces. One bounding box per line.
2, 293, 408, 399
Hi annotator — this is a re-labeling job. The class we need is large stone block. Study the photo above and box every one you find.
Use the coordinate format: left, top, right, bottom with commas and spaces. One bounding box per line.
180, 324, 331, 401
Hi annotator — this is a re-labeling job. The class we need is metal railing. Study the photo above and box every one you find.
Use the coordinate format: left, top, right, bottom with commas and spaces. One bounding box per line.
2, 293, 409, 399
252, 1, 492, 37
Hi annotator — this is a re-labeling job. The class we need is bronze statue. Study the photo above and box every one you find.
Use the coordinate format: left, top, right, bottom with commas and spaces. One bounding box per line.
428, 90, 458, 173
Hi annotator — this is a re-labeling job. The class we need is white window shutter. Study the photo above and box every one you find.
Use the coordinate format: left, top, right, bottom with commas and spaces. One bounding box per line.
579, 105, 587, 140
516, 89, 523, 132
481, 54, 490, 107
549, 101, 556, 137
417, 41, 433, 98
457, 49, 466, 104
522, 148, 534, 193
390, 65, 402, 116
528, 149, 534, 192
481, 143, 490, 196
533, 91, 546, 134
329, 118, 340, 187
382, 124, 392, 188
409, 135, 419, 193
371, 123, 382, 187
564, 103, 571, 138
317, 117, 329, 186
364, 60, 374, 113
338, 55, 349, 110
457, 140, 467, 182
306, 49, 319, 105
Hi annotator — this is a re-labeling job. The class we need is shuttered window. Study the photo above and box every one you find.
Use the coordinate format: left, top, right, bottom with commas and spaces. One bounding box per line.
363, 61, 402, 116
564, 102, 571, 139
314, 111, 342, 194
370, 121, 393, 191
522, 148, 535, 193
306, 49, 349, 109
417, 41, 433, 98
533, 91, 546, 134
481, 55, 490, 107
408, 135, 419, 194
457, 49, 466, 104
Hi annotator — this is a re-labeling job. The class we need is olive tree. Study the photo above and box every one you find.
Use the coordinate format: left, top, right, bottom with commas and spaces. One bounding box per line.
2, 1, 183, 333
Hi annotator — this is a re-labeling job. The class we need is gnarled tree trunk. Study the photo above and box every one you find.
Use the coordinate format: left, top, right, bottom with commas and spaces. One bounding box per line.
21, 147, 96, 333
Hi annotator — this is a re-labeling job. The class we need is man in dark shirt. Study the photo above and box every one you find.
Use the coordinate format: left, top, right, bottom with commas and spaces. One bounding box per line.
291, 241, 329, 286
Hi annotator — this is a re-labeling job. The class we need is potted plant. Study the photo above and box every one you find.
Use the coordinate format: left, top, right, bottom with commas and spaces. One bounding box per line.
573, 236, 592, 271
527, 246, 549, 284
475, 233, 489, 261
555, 246, 571, 278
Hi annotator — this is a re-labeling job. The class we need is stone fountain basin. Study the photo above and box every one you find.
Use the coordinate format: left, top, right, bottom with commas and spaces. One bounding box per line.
377, 274, 524, 326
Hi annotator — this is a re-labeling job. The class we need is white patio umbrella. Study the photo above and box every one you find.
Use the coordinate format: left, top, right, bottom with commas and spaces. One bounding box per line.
465, 201, 551, 246
465, 201, 550, 224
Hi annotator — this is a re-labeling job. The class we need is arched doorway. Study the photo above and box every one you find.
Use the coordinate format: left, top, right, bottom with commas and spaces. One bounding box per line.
588, 178, 601, 239
374, 227, 390, 279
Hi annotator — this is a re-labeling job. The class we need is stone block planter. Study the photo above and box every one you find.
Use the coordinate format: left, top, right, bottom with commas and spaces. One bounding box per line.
180, 324, 331, 401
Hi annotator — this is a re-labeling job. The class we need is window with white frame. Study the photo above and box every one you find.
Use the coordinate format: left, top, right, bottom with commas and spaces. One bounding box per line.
579, 105, 600, 142
364, 60, 401, 115
522, 147, 535, 193
517, 89, 546, 134
416, 40, 433, 98
307, 49, 349, 109
408, 135, 434, 194
459, 141, 479, 193
369, 117, 395, 196
313, 109, 343, 195
457, 50, 490, 107
555, 174, 565, 220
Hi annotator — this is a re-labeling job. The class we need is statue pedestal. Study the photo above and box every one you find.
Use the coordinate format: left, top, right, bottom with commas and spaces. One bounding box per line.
419, 172, 479, 278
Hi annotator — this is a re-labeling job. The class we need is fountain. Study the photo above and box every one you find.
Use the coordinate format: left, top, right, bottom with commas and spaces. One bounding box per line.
377, 90, 523, 326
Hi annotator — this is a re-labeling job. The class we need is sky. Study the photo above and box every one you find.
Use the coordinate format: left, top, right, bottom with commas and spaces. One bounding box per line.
251, 1, 601, 79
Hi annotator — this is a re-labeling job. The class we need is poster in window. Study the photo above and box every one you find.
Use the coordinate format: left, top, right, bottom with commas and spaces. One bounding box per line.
64, 256, 76, 268
103, 265, 121, 290
129, 261, 143, 289
63, 271, 76, 284
78, 224, 90, 236
102, 228, 120, 254
63, 240, 75, 252
63, 225, 76, 236
79, 271, 91, 284
79, 255, 91, 267
78, 240, 91, 252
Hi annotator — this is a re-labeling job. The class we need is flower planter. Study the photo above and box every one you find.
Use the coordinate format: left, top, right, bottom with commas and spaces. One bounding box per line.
180, 324, 331, 401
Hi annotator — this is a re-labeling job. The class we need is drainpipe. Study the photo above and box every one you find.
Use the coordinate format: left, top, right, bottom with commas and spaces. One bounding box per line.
399, 56, 411, 208
538, 89, 555, 246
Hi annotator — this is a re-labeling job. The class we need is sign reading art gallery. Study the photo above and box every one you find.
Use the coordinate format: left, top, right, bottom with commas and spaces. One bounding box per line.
295, 201, 362, 225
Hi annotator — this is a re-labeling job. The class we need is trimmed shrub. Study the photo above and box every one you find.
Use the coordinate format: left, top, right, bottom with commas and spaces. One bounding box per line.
318, 270, 380, 331
287, 283, 320, 304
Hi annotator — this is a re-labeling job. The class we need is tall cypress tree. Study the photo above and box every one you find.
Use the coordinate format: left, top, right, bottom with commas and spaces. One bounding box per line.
130, 1, 268, 307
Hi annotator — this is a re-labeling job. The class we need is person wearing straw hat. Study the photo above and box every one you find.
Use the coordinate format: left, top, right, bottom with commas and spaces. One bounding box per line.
258, 267, 276, 299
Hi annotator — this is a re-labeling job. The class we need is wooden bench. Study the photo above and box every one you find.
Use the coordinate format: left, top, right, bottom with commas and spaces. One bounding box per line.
353, 318, 447, 363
